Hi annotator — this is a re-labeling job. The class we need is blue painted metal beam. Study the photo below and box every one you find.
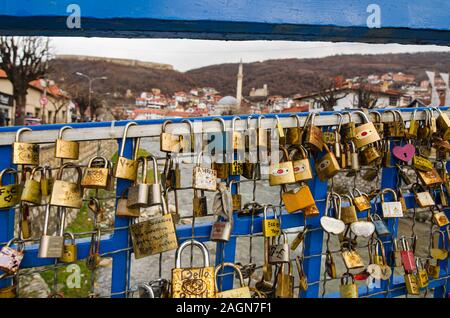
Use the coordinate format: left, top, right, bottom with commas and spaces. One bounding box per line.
1, 1, 450, 44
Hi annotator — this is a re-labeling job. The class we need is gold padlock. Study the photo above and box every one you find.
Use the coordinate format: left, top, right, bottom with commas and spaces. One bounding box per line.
55, 126, 79, 160
282, 184, 315, 214
269, 146, 296, 186
339, 273, 358, 298
304, 113, 323, 152
215, 263, 251, 298
290, 145, 313, 182
351, 188, 371, 212
342, 248, 364, 269
114, 122, 140, 181
315, 144, 340, 181
231, 116, 245, 150
12, 128, 39, 165
0, 168, 21, 209
417, 168, 443, 187
160, 120, 183, 153
212, 117, 229, 179
340, 194, 358, 224
116, 188, 140, 218
262, 205, 281, 237
50, 163, 83, 209
435, 107, 450, 140
353, 110, 381, 149
59, 232, 77, 263
81, 156, 111, 189
341, 111, 356, 142
193, 152, 217, 191
285, 114, 302, 146
21, 166, 43, 205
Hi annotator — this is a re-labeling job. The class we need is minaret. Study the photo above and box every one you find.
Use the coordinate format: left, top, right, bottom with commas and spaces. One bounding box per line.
236, 59, 243, 109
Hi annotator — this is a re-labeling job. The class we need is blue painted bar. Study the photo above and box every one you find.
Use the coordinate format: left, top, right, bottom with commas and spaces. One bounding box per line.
1, 1, 450, 44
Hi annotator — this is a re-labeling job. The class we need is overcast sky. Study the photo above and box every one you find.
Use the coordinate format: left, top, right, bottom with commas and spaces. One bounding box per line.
51, 37, 450, 72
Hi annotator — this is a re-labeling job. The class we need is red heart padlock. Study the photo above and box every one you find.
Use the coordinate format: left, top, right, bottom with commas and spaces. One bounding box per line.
392, 144, 415, 162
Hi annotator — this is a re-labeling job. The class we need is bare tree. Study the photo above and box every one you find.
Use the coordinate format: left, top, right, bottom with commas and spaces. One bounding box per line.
0, 37, 51, 125
352, 79, 379, 109
48, 97, 69, 124
312, 76, 349, 111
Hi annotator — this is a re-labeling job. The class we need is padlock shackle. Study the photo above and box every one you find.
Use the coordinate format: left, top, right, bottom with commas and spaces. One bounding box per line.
161, 120, 173, 132
63, 231, 76, 244
56, 163, 83, 190
246, 114, 254, 129
379, 188, 398, 202
135, 157, 148, 185
57, 126, 73, 139
374, 238, 387, 264
137, 283, 155, 298
352, 110, 370, 124
30, 166, 44, 181
231, 116, 242, 131
263, 204, 278, 220
289, 114, 301, 128
335, 112, 343, 131
15, 127, 32, 142
369, 110, 382, 123
147, 155, 159, 184
87, 156, 109, 168
340, 272, 355, 285
5, 238, 25, 252
214, 262, 246, 290
118, 122, 137, 157
175, 239, 210, 268
431, 228, 446, 249
0, 168, 19, 186
257, 115, 265, 128
288, 144, 309, 160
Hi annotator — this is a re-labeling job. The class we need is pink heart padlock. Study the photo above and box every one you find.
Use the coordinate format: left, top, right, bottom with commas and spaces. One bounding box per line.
392, 144, 415, 162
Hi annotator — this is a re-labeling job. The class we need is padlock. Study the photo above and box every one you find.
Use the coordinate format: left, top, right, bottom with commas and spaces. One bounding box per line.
348, 141, 359, 170
341, 111, 356, 142
269, 232, 290, 264
193, 189, 208, 217
320, 192, 345, 235
12, 127, 39, 165
269, 146, 296, 186
291, 227, 308, 250
193, 152, 217, 191
340, 194, 358, 225
432, 209, 450, 227
393, 109, 406, 138
417, 168, 443, 187
303, 113, 323, 152
275, 115, 286, 146
210, 184, 233, 242
229, 180, 241, 212
160, 120, 183, 153
439, 184, 448, 207
257, 115, 269, 150
295, 256, 308, 291
137, 283, 155, 298
40, 165, 54, 197
333, 113, 343, 158
381, 140, 391, 167
361, 143, 381, 165
50, 163, 83, 209
140, 278, 170, 298
366, 239, 382, 280
285, 114, 302, 146
416, 258, 429, 288
0, 279, 17, 298
86, 228, 101, 270
370, 213, 390, 237
400, 236, 416, 273
114, 122, 140, 181
373, 239, 392, 280
353, 110, 381, 148
0, 168, 21, 209
55, 126, 79, 160
339, 273, 358, 298
290, 145, 313, 182
164, 155, 181, 190
325, 251, 337, 279
342, 248, 365, 269
391, 238, 403, 268
231, 116, 245, 150
379, 188, 403, 218
21, 205, 32, 240
413, 155, 433, 172
81, 156, 111, 189
412, 183, 435, 208
430, 229, 448, 260
129, 193, 178, 258
435, 107, 450, 140
417, 109, 431, 141
171, 239, 215, 298
230, 158, 243, 176
262, 205, 281, 237
116, 188, 140, 218
181, 119, 195, 153
282, 184, 315, 214
21, 166, 43, 205
275, 261, 294, 298
404, 272, 420, 295
351, 188, 371, 212
59, 232, 77, 263
38, 204, 65, 258
215, 262, 251, 298
349, 217, 375, 238
146, 155, 163, 206
0, 239, 24, 274
128, 157, 154, 208
397, 164, 413, 185
315, 144, 340, 181
425, 259, 440, 279
370, 111, 384, 138
211, 117, 229, 179
406, 109, 419, 139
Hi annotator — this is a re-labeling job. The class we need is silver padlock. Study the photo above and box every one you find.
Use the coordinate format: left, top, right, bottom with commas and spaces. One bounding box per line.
269, 232, 290, 264
38, 204, 65, 258
210, 184, 233, 242
127, 157, 151, 209
147, 155, 162, 206
370, 213, 390, 237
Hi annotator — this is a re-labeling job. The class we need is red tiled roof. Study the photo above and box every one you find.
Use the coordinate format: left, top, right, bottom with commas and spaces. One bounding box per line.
282, 105, 309, 113
28, 79, 69, 99
0, 69, 6, 78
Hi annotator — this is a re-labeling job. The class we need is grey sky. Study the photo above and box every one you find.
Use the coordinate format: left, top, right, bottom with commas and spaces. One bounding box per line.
51, 37, 450, 72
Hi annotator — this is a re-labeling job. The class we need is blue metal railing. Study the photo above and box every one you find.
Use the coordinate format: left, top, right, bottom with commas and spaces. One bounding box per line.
0, 107, 449, 298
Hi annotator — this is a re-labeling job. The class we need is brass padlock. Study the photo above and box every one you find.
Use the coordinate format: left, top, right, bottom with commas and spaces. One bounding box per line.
275, 261, 294, 298
193, 152, 217, 191
0, 168, 21, 209
21, 166, 43, 205
353, 110, 381, 149
50, 163, 83, 209
416, 258, 429, 288
12, 128, 39, 165
342, 248, 364, 269
325, 251, 337, 279
55, 126, 79, 160
229, 180, 241, 212
304, 113, 323, 152
370, 111, 384, 138
406, 109, 419, 139
432, 209, 450, 227
362, 143, 381, 165
171, 240, 215, 298
405, 272, 420, 295
275, 115, 286, 146
413, 155, 433, 172
285, 114, 302, 146
435, 107, 450, 140
211, 118, 229, 179
114, 122, 140, 181
341, 111, 356, 142
425, 259, 440, 279
412, 183, 435, 208
316, 144, 341, 181
59, 232, 77, 263
81, 156, 111, 189
269, 146, 296, 186
290, 145, 313, 182
231, 116, 245, 150
295, 256, 308, 292
193, 189, 208, 217
351, 188, 371, 212
116, 188, 140, 218
130, 195, 178, 258
21, 205, 32, 239
40, 165, 54, 197
340, 194, 358, 225
215, 263, 251, 298
417, 168, 443, 187
160, 120, 182, 153
430, 229, 448, 260
339, 273, 358, 298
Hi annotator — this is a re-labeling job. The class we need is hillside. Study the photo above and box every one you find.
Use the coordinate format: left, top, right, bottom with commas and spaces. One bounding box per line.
48, 52, 450, 102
